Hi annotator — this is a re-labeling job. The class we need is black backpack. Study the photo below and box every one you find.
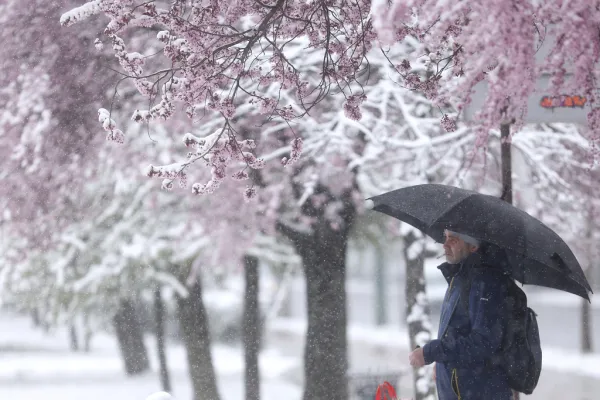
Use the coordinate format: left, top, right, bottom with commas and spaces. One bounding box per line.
460, 269, 542, 395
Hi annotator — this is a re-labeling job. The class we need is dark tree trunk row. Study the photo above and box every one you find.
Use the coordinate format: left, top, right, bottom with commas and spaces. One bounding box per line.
113, 299, 150, 376
177, 278, 221, 400
155, 287, 171, 392
244, 255, 261, 400
279, 184, 356, 400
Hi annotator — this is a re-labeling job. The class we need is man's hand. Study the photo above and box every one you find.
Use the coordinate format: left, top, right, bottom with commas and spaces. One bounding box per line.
409, 347, 425, 368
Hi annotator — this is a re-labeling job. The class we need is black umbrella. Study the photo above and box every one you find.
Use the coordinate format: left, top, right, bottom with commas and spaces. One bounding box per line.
368, 184, 593, 300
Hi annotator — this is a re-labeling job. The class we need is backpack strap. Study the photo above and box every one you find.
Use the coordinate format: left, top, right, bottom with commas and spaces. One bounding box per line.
458, 266, 474, 314
458, 263, 511, 321
456, 263, 512, 370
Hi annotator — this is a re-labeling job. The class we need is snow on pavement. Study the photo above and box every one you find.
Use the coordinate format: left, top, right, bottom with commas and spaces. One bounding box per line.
0, 311, 301, 400
3, 310, 600, 400
0, 374, 302, 400
270, 317, 600, 379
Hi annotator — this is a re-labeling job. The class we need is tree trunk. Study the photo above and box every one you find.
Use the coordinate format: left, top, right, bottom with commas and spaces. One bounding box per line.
403, 232, 436, 400
69, 324, 79, 352
84, 330, 92, 352
155, 287, 171, 392
113, 299, 150, 376
277, 182, 356, 400
581, 297, 593, 353
31, 308, 40, 327
83, 314, 93, 353
285, 222, 350, 400
243, 255, 261, 400
374, 245, 387, 326
177, 278, 221, 400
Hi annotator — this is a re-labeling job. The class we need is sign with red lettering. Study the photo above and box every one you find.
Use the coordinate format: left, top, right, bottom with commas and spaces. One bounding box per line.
539, 94, 586, 109
462, 28, 593, 125
463, 75, 590, 124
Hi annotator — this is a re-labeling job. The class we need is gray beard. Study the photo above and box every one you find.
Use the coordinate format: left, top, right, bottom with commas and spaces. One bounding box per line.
446, 253, 469, 264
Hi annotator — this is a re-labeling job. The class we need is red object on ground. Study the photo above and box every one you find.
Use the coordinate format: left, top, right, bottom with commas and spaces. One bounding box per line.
375, 381, 397, 400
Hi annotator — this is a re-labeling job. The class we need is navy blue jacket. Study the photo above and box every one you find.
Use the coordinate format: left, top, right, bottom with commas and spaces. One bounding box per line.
423, 253, 512, 400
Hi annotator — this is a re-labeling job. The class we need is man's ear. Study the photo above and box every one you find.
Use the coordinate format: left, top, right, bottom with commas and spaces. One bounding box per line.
469, 245, 479, 253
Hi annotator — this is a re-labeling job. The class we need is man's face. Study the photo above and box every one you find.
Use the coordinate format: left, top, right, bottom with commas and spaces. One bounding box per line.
443, 230, 477, 264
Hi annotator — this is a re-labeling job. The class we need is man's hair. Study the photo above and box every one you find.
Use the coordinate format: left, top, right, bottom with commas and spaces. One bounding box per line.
446, 230, 480, 247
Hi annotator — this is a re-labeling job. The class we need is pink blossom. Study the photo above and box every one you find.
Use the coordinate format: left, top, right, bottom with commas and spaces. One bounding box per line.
106, 128, 125, 144
282, 137, 303, 167
243, 186, 257, 202
396, 27, 409, 42
162, 179, 174, 191
277, 105, 295, 120
404, 74, 421, 90
256, 98, 277, 115
61, 0, 600, 197
343, 94, 366, 121
134, 79, 157, 97
220, 98, 235, 119
232, 170, 249, 180
131, 109, 151, 123
240, 139, 256, 149
191, 183, 205, 195
398, 59, 411, 73
587, 108, 600, 132
440, 114, 457, 132
179, 172, 188, 188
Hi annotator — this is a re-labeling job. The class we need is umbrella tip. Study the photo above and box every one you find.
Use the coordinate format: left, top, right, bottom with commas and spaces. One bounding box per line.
365, 199, 375, 210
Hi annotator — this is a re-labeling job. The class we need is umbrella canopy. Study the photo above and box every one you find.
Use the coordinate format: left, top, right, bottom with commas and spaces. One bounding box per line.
368, 184, 592, 300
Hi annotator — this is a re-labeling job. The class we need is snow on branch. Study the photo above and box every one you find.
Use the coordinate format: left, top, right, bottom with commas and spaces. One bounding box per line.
59, 0, 103, 27
60, 0, 377, 196
61, 0, 599, 207
98, 108, 124, 144
147, 270, 189, 299
245, 234, 302, 267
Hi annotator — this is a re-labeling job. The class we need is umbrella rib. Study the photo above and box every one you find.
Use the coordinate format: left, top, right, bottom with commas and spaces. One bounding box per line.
370, 184, 593, 297
425, 193, 477, 239
428, 197, 591, 294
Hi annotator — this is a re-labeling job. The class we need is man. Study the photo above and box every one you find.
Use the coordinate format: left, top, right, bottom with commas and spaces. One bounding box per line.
409, 229, 512, 399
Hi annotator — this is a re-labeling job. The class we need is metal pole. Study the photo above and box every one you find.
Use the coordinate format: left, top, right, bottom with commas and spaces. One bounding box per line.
500, 123, 519, 400
500, 123, 513, 204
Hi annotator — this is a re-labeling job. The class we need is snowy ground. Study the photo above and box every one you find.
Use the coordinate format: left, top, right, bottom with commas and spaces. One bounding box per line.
0, 311, 301, 400
266, 317, 600, 400
2, 306, 600, 400
269, 317, 600, 380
